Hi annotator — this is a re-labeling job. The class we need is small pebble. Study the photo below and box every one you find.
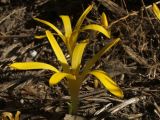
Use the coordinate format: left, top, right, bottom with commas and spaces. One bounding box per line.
20, 99, 24, 104
30, 50, 37, 57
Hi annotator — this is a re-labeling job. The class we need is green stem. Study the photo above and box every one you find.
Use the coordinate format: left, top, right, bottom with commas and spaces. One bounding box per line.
68, 79, 81, 114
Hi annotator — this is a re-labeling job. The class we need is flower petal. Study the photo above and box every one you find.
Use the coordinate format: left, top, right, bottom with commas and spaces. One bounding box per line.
71, 39, 89, 74
153, 3, 160, 20
70, 5, 93, 49
10, 62, 59, 72
34, 35, 46, 39
82, 24, 110, 38
60, 15, 72, 39
82, 38, 120, 76
2, 112, 14, 120
89, 70, 123, 98
15, 111, 21, 120
101, 12, 109, 28
49, 72, 75, 85
75, 4, 93, 31
46, 30, 69, 72
33, 17, 66, 43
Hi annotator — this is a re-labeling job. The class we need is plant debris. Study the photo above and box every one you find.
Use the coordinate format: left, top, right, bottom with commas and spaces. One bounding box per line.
0, 0, 160, 119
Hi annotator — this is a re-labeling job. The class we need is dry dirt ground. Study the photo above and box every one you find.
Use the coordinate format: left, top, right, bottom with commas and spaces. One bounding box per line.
0, 0, 160, 120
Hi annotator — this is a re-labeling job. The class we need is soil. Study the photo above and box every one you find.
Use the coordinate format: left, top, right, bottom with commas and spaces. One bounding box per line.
0, 0, 160, 120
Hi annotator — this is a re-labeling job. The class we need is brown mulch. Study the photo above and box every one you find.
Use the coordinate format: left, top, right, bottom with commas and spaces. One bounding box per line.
0, 0, 160, 119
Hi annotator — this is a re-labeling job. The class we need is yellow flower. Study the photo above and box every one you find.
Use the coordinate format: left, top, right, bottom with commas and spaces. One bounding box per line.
10, 5, 123, 114
10, 31, 123, 113
34, 5, 110, 55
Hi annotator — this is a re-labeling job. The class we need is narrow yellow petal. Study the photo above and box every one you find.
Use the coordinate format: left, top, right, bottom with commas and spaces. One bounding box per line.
46, 30, 69, 72
82, 38, 120, 76
34, 33, 57, 39
10, 62, 59, 72
60, 15, 72, 39
75, 4, 93, 30
34, 35, 46, 39
71, 39, 89, 75
49, 72, 75, 85
89, 70, 123, 98
69, 31, 79, 52
94, 79, 99, 88
101, 12, 109, 28
33, 17, 66, 43
82, 24, 110, 38
60, 15, 73, 53
69, 5, 93, 49
153, 3, 160, 20
15, 111, 21, 120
